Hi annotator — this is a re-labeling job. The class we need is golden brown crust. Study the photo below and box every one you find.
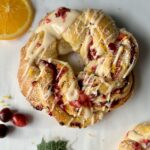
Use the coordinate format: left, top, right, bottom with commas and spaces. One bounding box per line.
118, 122, 150, 150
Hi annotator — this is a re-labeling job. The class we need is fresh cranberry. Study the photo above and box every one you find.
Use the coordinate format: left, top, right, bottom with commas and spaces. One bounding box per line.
0, 108, 13, 122
108, 43, 117, 53
0, 124, 8, 138
12, 114, 27, 127
55, 7, 70, 20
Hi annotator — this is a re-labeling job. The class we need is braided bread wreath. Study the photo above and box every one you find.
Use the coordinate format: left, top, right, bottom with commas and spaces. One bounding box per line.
118, 122, 150, 150
18, 7, 139, 128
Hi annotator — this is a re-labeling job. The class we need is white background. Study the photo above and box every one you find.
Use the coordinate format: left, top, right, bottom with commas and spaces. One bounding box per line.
0, 0, 150, 149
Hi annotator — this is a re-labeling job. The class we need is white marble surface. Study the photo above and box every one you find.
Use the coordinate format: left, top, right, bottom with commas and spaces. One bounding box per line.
0, 0, 150, 149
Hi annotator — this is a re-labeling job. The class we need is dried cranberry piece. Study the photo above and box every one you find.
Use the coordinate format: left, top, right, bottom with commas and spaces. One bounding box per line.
110, 100, 119, 108
32, 81, 37, 86
49, 112, 52, 116
112, 59, 121, 79
55, 7, 70, 20
140, 139, 150, 146
36, 42, 41, 47
133, 142, 143, 150
35, 105, 43, 111
78, 91, 92, 107
70, 122, 81, 128
108, 43, 117, 53
91, 65, 97, 72
45, 18, 51, 24
88, 40, 97, 60
78, 80, 83, 89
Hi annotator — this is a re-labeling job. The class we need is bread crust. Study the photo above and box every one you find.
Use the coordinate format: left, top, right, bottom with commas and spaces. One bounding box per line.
18, 7, 138, 128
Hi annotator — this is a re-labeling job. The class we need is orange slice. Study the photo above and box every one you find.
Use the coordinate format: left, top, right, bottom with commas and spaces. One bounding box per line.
0, 0, 34, 40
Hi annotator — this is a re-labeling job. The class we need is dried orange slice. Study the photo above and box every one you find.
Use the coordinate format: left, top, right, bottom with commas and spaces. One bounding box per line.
0, 0, 34, 40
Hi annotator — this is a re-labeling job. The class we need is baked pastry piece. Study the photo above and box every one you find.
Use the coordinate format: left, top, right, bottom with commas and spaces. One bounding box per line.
118, 122, 150, 150
18, 7, 138, 128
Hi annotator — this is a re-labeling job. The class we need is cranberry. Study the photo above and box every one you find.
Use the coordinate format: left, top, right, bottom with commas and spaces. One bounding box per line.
78, 92, 92, 107
35, 105, 43, 111
78, 80, 83, 89
45, 18, 51, 24
36, 42, 41, 47
70, 100, 81, 108
88, 40, 97, 60
12, 114, 27, 127
55, 7, 70, 20
108, 43, 117, 53
0, 124, 8, 138
70, 122, 81, 128
0, 108, 12, 122
133, 142, 143, 150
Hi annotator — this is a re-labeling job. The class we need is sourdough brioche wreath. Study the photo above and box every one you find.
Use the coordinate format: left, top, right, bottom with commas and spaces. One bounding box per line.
118, 122, 150, 150
18, 7, 139, 128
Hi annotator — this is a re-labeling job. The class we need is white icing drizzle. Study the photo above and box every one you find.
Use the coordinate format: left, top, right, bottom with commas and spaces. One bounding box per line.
41, 84, 52, 100
77, 108, 83, 116
56, 66, 65, 80
25, 35, 40, 60
123, 60, 135, 78
67, 118, 74, 126
83, 108, 92, 119
50, 102, 56, 112
26, 86, 33, 98
91, 115, 95, 125
66, 82, 79, 102
113, 46, 123, 65
36, 9, 80, 39
95, 56, 112, 78
128, 130, 150, 143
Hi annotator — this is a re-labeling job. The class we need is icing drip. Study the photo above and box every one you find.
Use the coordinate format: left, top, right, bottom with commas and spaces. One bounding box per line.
66, 82, 79, 102
36, 9, 80, 39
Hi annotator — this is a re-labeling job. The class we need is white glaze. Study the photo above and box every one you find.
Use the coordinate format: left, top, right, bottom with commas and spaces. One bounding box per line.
66, 82, 79, 101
